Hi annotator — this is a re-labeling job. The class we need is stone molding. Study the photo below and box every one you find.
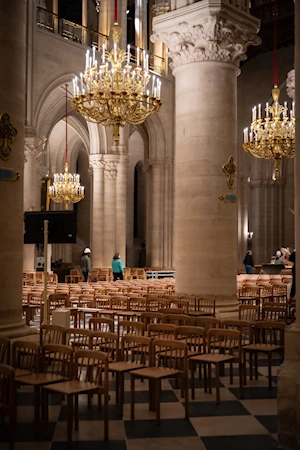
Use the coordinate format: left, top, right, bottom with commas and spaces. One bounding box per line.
152, 2, 171, 17
286, 68, 295, 100
151, 15, 261, 70
103, 160, 118, 179
24, 136, 47, 163
89, 155, 104, 170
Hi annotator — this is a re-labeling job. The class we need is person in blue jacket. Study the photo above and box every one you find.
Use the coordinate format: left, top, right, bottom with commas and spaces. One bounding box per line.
112, 253, 124, 281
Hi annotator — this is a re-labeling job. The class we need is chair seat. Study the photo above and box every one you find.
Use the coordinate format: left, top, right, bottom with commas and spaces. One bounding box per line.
108, 361, 145, 373
15, 369, 32, 377
44, 380, 103, 395
15, 373, 66, 386
129, 366, 181, 380
189, 354, 236, 364
242, 344, 283, 352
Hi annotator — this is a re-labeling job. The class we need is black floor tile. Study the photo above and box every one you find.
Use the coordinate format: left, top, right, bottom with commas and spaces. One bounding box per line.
168, 378, 225, 390
58, 404, 123, 421
256, 415, 278, 433
189, 401, 251, 417
124, 418, 198, 439
202, 434, 281, 449
0, 422, 56, 442
256, 358, 283, 367
51, 440, 127, 450
17, 391, 63, 406
229, 387, 277, 400
123, 389, 178, 404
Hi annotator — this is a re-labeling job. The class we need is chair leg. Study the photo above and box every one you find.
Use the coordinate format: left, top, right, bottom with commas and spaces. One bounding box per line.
229, 363, 233, 385
34, 386, 40, 434
43, 389, 49, 438
243, 350, 247, 385
208, 363, 212, 393
249, 352, 253, 380
268, 353, 272, 389
67, 394, 73, 444
203, 363, 207, 393
156, 379, 161, 425
120, 372, 124, 417
239, 362, 244, 399
215, 364, 220, 404
191, 360, 195, 400
184, 375, 189, 419
104, 392, 109, 440
115, 372, 119, 403
130, 375, 135, 419
74, 395, 79, 430
254, 352, 258, 380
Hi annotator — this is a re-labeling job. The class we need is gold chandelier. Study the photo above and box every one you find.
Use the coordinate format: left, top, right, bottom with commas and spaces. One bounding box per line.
49, 84, 85, 210
243, 0, 295, 175
72, 1, 162, 144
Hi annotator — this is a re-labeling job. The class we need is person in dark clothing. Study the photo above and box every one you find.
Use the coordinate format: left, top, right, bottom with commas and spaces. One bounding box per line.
243, 250, 254, 274
81, 247, 91, 282
290, 250, 296, 298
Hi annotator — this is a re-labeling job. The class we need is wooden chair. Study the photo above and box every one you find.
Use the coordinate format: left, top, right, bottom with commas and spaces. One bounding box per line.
40, 324, 65, 345
130, 338, 188, 424
11, 340, 40, 377
65, 328, 91, 351
272, 283, 287, 303
148, 323, 176, 340
175, 325, 206, 358
158, 307, 185, 315
140, 312, 165, 333
118, 320, 144, 338
239, 286, 260, 305
0, 364, 15, 450
168, 299, 189, 314
127, 297, 148, 312
262, 303, 287, 323
239, 304, 259, 323
242, 321, 285, 389
164, 314, 191, 326
43, 350, 109, 444
16, 344, 73, 432
0, 336, 10, 364
89, 317, 114, 332
90, 331, 119, 361
194, 298, 216, 317
108, 335, 151, 416
190, 329, 243, 403
193, 316, 220, 331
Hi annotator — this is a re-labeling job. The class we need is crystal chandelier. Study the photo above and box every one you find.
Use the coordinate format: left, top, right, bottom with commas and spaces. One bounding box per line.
243, 0, 295, 176
49, 84, 85, 210
72, 0, 162, 144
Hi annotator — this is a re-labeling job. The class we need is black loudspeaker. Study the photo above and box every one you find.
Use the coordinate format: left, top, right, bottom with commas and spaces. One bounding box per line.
24, 211, 77, 244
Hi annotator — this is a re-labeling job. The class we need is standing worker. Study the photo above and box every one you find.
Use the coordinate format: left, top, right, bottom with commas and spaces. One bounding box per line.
81, 248, 91, 282
112, 253, 124, 281
243, 250, 254, 274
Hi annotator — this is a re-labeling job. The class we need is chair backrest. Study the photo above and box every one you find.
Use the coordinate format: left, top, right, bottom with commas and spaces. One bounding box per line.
110, 296, 128, 310
168, 299, 189, 314
164, 314, 191, 326
121, 335, 151, 365
193, 316, 220, 331
41, 324, 65, 345
151, 338, 188, 372
90, 331, 119, 361
95, 294, 112, 309
12, 340, 40, 372
140, 312, 165, 329
207, 328, 241, 357
0, 336, 10, 364
42, 344, 73, 378
48, 293, 69, 309
221, 319, 252, 346
175, 326, 206, 354
75, 350, 108, 386
262, 304, 287, 322
127, 297, 148, 312
148, 323, 176, 339
78, 294, 95, 308
0, 363, 15, 407
158, 308, 185, 315
196, 298, 216, 316
88, 317, 114, 332
239, 304, 259, 323
118, 320, 145, 338
253, 320, 285, 345
239, 286, 260, 298
65, 328, 91, 350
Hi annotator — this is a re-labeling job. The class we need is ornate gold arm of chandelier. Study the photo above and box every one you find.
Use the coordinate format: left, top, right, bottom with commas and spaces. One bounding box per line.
72, 4, 162, 144
49, 84, 85, 210
243, 86, 295, 174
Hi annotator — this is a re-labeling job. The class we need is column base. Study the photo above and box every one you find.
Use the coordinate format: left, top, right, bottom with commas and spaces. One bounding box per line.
0, 319, 38, 338
278, 323, 300, 450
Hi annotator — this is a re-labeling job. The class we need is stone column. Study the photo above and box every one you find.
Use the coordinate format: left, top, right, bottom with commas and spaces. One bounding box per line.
278, 2, 300, 448
23, 136, 46, 271
0, 1, 28, 336
52, 0, 58, 33
116, 153, 128, 265
151, 2, 260, 312
82, 0, 88, 45
163, 158, 173, 268
102, 157, 118, 267
149, 160, 163, 267
89, 155, 104, 268
135, 0, 147, 50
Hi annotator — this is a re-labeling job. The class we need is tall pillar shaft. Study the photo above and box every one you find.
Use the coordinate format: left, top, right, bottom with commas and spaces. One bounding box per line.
0, 1, 27, 336
150, 162, 163, 267
116, 153, 128, 265
89, 155, 104, 268
82, 0, 88, 45
151, 1, 260, 310
135, 0, 147, 49
103, 157, 118, 267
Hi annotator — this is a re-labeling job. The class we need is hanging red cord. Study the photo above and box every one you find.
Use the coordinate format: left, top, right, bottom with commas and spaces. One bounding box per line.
114, 0, 118, 24
273, 0, 278, 86
65, 84, 68, 164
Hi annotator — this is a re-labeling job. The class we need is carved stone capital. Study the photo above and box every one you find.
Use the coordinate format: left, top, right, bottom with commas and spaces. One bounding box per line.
24, 136, 47, 163
89, 155, 104, 170
151, 13, 261, 70
286, 69, 295, 100
103, 161, 118, 179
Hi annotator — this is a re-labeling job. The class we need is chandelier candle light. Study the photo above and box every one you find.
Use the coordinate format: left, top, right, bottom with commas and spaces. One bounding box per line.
49, 84, 85, 210
72, 0, 162, 144
243, 0, 295, 176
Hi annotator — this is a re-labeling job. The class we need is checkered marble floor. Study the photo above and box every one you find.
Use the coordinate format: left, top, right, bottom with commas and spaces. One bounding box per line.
0, 354, 284, 450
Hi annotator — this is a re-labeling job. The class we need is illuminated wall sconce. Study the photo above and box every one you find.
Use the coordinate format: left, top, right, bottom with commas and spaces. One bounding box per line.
247, 231, 254, 239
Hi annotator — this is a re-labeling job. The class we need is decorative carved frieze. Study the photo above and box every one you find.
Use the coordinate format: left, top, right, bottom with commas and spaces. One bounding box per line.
286, 69, 295, 100
151, 16, 261, 70
89, 155, 104, 170
152, 2, 170, 17
103, 161, 118, 179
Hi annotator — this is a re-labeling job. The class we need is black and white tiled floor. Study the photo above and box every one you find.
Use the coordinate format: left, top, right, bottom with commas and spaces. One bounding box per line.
0, 356, 283, 450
